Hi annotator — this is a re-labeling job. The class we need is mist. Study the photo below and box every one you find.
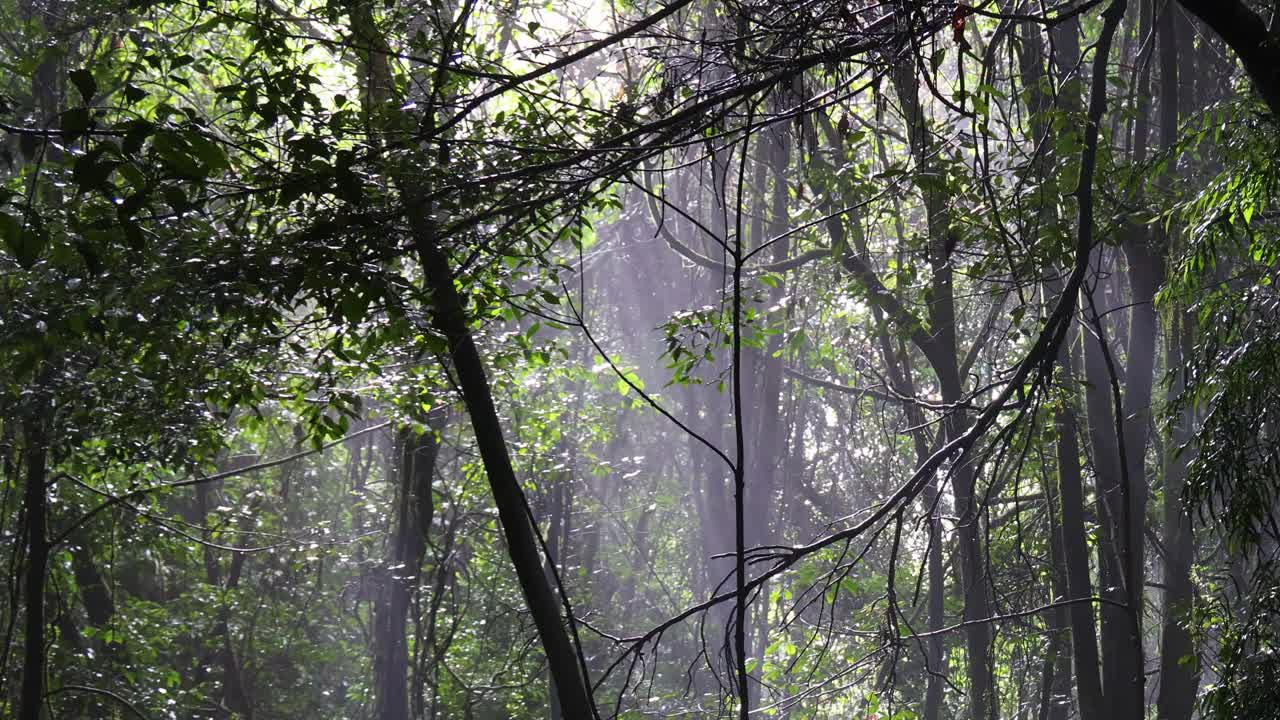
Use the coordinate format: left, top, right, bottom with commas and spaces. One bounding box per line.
1, 1, 1277, 719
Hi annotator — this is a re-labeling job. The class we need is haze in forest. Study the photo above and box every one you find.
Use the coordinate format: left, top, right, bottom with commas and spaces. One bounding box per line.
1, 1, 1279, 719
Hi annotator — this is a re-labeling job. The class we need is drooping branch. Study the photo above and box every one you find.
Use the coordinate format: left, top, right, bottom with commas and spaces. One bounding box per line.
1176, 0, 1280, 116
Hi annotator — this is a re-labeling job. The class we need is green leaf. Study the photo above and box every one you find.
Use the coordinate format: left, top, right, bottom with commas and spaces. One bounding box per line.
614, 370, 644, 397
69, 68, 97, 103
0, 211, 45, 268
186, 132, 229, 173
73, 151, 118, 193
163, 185, 191, 212
930, 49, 946, 73
59, 107, 92, 142
117, 161, 146, 189
123, 83, 148, 104
122, 120, 155, 156
152, 132, 203, 178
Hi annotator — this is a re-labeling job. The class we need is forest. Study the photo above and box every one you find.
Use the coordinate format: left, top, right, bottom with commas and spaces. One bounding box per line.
1, 0, 1279, 718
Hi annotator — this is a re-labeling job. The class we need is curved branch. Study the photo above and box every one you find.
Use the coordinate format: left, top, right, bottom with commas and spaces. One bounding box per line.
45, 685, 150, 720
51, 421, 393, 548
1177, 0, 1280, 116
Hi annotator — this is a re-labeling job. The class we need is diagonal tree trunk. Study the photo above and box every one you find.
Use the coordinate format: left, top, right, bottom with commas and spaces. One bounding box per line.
1175, 0, 1280, 116
408, 212, 596, 719
344, 2, 595, 714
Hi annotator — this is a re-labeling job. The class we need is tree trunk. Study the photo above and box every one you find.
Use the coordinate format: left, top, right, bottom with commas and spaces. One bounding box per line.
1030, 16, 1109, 720
544, 466, 571, 720
1041, 450, 1073, 720
374, 418, 445, 720
1156, 311, 1198, 720
70, 539, 114, 628
194, 457, 257, 719
408, 210, 595, 719
19, 412, 49, 720
1155, 10, 1200, 716
889, 59, 996, 720
1053, 344, 1105, 720
1083, 253, 1141, 717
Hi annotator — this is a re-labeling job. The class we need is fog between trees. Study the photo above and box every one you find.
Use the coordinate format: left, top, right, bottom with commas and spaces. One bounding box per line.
2, 1, 1280, 719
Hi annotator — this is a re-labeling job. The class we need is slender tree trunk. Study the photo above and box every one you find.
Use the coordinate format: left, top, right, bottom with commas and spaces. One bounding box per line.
1054, 342, 1105, 720
19, 412, 49, 720
1040, 454, 1073, 720
1027, 15, 1109, 720
1083, 253, 1139, 716
424, 506, 457, 720
1155, 11, 1200, 716
544, 466, 571, 720
1116, 247, 1157, 714
342, 4, 596, 711
18, 7, 61, 713
1096, 3, 1164, 710
1156, 311, 1198, 720
70, 540, 114, 628
374, 418, 444, 720
1012, 26, 1075, 717
1070, 5, 1135, 713
193, 454, 258, 719
743, 115, 792, 675
408, 211, 595, 719
889, 59, 996, 720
